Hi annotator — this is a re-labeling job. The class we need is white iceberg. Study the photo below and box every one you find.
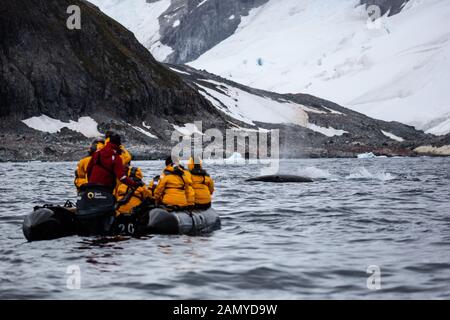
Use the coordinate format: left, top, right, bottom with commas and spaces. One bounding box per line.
224, 152, 246, 164
357, 152, 377, 159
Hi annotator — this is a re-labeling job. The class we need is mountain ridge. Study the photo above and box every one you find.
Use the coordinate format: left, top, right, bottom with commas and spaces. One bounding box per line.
90, 0, 449, 136
0, 0, 225, 127
1, 0, 448, 161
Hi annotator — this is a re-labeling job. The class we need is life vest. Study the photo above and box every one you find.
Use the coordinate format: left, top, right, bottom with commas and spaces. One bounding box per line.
114, 167, 149, 216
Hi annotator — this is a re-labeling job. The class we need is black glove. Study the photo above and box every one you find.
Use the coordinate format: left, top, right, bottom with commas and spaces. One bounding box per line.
133, 179, 145, 187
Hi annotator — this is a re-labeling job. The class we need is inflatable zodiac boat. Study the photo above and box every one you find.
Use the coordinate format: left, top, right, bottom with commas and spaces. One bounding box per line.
23, 187, 221, 242
23, 204, 221, 242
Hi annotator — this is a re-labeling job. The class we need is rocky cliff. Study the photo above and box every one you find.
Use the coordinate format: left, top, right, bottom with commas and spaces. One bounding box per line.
1, 0, 444, 162
0, 0, 231, 160
0, 0, 226, 126
158, 0, 269, 64
360, 0, 409, 16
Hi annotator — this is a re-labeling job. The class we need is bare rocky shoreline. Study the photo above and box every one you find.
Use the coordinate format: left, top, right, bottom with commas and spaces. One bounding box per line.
1, 123, 448, 162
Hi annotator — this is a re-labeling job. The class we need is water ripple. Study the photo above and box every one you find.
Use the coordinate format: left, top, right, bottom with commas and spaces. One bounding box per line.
0, 158, 449, 299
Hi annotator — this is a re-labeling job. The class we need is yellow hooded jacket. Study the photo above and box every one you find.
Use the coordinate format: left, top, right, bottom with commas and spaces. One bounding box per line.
74, 156, 91, 190
181, 168, 196, 206
154, 165, 192, 208
114, 167, 150, 216
188, 159, 215, 205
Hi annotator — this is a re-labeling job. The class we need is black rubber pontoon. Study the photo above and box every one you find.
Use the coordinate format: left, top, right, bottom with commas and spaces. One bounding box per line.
145, 208, 221, 236
246, 175, 314, 183
22, 204, 221, 241
23, 205, 76, 242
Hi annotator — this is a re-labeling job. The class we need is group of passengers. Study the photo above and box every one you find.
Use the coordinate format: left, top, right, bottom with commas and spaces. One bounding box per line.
74, 132, 214, 218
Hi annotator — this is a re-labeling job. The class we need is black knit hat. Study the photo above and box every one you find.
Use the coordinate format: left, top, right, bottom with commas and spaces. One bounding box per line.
88, 144, 97, 155
165, 156, 173, 166
105, 130, 115, 139
109, 134, 122, 146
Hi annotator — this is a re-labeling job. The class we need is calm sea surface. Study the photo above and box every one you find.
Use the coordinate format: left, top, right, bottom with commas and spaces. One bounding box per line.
0, 158, 449, 299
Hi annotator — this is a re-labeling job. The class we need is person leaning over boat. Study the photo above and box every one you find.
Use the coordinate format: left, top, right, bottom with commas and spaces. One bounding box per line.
74, 137, 105, 192
86, 134, 142, 191
114, 166, 150, 216
153, 156, 192, 209
188, 157, 215, 210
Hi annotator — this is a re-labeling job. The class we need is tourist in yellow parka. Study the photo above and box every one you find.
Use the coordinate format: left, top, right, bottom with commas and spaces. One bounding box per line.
179, 164, 196, 208
188, 157, 215, 209
74, 155, 92, 191
114, 167, 150, 216
74, 138, 105, 191
153, 157, 192, 209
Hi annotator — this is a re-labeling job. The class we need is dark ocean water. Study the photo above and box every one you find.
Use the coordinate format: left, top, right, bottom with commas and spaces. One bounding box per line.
0, 157, 449, 299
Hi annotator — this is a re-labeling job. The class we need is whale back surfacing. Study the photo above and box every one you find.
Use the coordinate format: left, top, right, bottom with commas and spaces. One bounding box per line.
246, 175, 314, 183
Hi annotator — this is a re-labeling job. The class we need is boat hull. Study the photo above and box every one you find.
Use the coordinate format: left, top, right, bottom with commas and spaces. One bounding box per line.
22, 205, 221, 242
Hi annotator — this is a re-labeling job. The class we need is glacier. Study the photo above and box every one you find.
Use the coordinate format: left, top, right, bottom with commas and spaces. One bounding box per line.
189, 0, 450, 134
89, 0, 450, 135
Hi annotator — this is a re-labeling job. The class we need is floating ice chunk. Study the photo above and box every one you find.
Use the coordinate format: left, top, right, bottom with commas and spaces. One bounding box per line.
224, 152, 245, 164
357, 152, 377, 159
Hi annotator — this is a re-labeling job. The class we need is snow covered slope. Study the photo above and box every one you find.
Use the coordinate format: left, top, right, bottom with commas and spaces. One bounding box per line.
89, 0, 269, 62
89, 0, 450, 135
170, 64, 428, 145
189, 0, 450, 135
89, 0, 173, 60
22, 115, 101, 138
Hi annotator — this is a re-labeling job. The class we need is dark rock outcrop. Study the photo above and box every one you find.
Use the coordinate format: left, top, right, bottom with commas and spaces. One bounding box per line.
0, 0, 443, 161
360, 0, 410, 16
0, 0, 226, 127
158, 0, 269, 64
